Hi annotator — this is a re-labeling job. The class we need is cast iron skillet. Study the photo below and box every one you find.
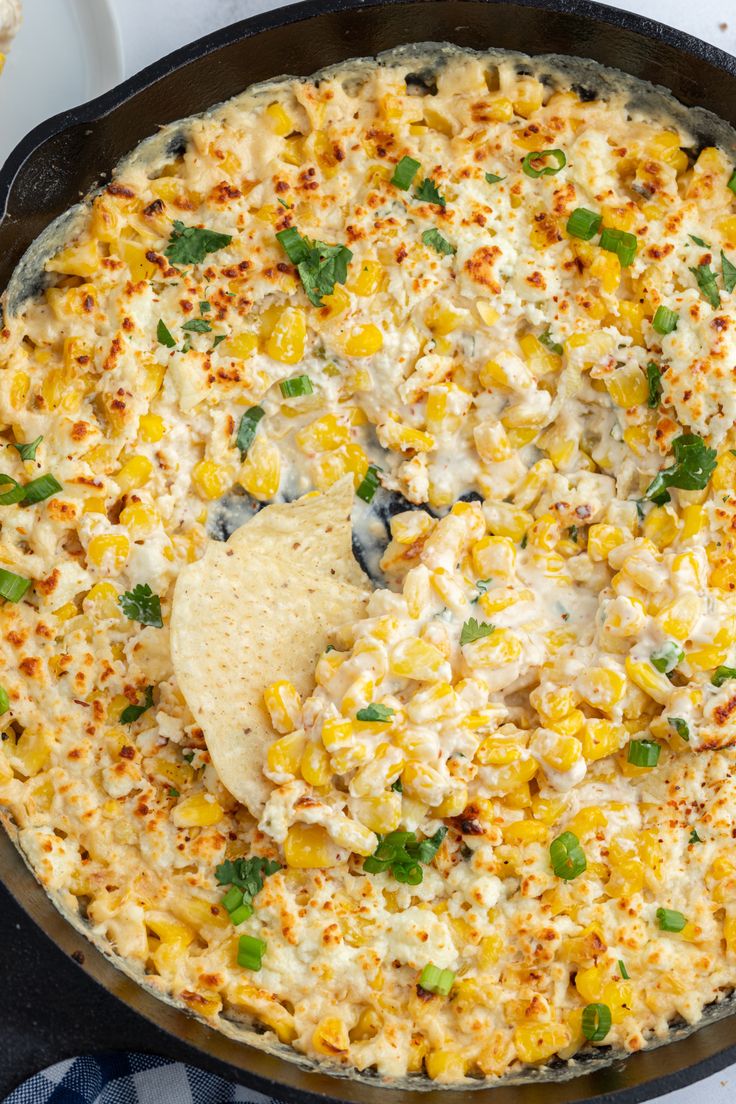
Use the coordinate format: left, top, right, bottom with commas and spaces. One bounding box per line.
1, 0, 736, 1099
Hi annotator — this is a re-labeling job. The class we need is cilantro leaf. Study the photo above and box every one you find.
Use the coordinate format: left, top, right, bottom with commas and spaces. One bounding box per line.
120, 685, 155, 725
356, 703, 395, 723
164, 221, 232, 265
722, 250, 736, 294
422, 228, 455, 255
414, 177, 446, 207
644, 433, 717, 504
690, 263, 721, 309
12, 436, 42, 462
275, 227, 352, 306
181, 318, 212, 333
689, 828, 703, 844
212, 334, 227, 348
157, 319, 176, 347
485, 172, 505, 184
646, 361, 662, 408
118, 583, 163, 628
460, 618, 495, 645
689, 235, 710, 248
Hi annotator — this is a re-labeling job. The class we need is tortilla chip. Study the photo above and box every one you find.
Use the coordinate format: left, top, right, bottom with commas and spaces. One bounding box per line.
227, 475, 366, 589
170, 485, 370, 814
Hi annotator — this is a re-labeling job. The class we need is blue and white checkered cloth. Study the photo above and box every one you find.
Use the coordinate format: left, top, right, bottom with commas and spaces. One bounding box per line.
4, 1053, 284, 1104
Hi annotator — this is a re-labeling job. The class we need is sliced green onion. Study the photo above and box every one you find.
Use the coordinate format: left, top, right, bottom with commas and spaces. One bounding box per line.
566, 207, 602, 240
652, 306, 678, 335
418, 962, 455, 996
237, 934, 267, 971
712, 665, 736, 687
650, 641, 683, 673
391, 155, 420, 190
21, 474, 62, 505
221, 886, 244, 913
0, 686, 8, 715
280, 375, 313, 398
668, 717, 690, 741
356, 464, 382, 503
550, 831, 586, 881
627, 739, 660, 768
600, 226, 638, 267
728, 170, 736, 196
235, 405, 265, 458
485, 171, 505, 185
356, 703, 394, 723
0, 475, 27, 505
0, 568, 31, 603
618, 959, 629, 980
522, 149, 567, 178
229, 902, 254, 926
581, 1002, 612, 1042
656, 907, 686, 933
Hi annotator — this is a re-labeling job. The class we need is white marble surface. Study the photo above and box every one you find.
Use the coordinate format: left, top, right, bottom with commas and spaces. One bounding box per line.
11, 0, 736, 1099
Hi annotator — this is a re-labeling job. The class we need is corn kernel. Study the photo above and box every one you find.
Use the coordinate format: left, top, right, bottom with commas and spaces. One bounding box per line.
87, 533, 130, 573
172, 793, 224, 828
266, 307, 306, 364
284, 823, 334, 868
300, 742, 332, 787
138, 413, 165, 443
192, 459, 231, 501
263, 680, 302, 733
344, 324, 383, 357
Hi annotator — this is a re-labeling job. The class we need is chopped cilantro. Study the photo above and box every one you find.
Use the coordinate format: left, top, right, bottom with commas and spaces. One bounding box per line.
539, 328, 563, 355
646, 361, 663, 408
364, 827, 447, 884
644, 433, 716, 504
422, 228, 455, 255
12, 436, 42, 462
690, 262, 721, 309
722, 251, 736, 294
275, 226, 352, 306
118, 583, 163, 628
120, 685, 155, 725
164, 221, 232, 265
156, 319, 176, 347
484, 172, 505, 184
460, 618, 495, 645
689, 828, 703, 844
414, 177, 446, 207
181, 318, 212, 333
356, 703, 395, 723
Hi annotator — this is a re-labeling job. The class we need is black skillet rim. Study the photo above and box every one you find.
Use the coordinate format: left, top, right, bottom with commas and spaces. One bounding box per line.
1, 0, 736, 1100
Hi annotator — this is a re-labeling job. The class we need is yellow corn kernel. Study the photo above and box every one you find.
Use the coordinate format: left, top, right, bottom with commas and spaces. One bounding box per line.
116, 455, 153, 493
479, 359, 513, 388
138, 413, 165, 443
219, 332, 258, 359
390, 638, 446, 680
476, 300, 500, 327
263, 680, 302, 733
266, 307, 306, 364
577, 667, 626, 712
581, 719, 624, 761
530, 795, 567, 824
537, 423, 576, 468
643, 506, 679, 550
379, 417, 435, 453
119, 502, 159, 538
266, 101, 293, 136
239, 438, 281, 501
472, 535, 517, 579
624, 657, 673, 705
354, 790, 402, 833
725, 915, 736, 953
119, 239, 157, 282
321, 717, 354, 752
343, 324, 383, 357
547, 709, 585, 738
539, 733, 583, 773
476, 738, 521, 767
172, 793, 224, 828
657, 593, 701, 641
348, 259, 384, 297
575, 965, 605, 1003
467, 628, 522, 667
503, 819, 548, 844
527, 513, 559, 552
514, 1023, 570, 1064
485, 505, 533, 544
434, 783, 468, 818
284, 824, 334, 868
568, 806, 608, 839
46, 238, 99, 277
9, 371, 30, 410
267, 731, 306, 778
513, 76, 544, 117
519, 333, 562, 375
681, 504, 705, 540
87, 533, 130, 572
530, 685, 576, 723
192, 459, 231, 501
686, 643, 726, 672
296, 414, 350, 453
300, 742, 332, 787
424, 301, 464, 337
606, 364, 648, 407
425, 1050, 467, 1081
311, 1015, 350, 1057
84, 581, 120, 619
